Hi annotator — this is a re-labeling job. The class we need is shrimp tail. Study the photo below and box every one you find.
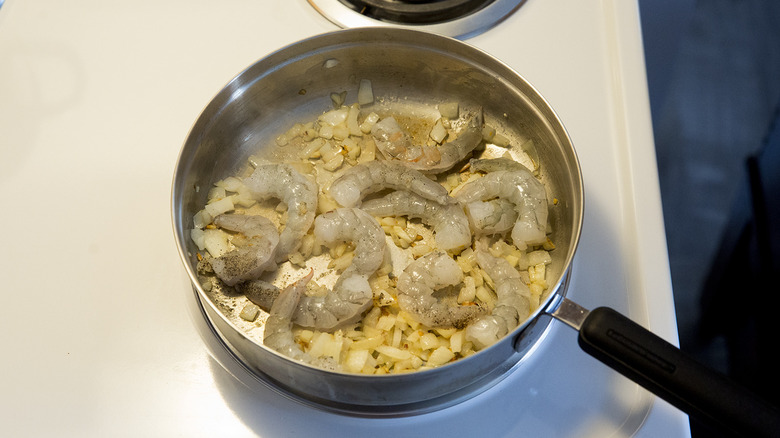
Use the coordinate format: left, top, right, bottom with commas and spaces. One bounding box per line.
465, 242, 531, 349
264, 269, 314, 362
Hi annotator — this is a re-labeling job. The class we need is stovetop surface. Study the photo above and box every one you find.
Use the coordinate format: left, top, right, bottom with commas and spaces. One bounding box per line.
0, 0, 688, 436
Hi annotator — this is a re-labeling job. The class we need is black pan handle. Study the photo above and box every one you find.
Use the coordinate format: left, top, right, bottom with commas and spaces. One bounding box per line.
576, 306, 780, 437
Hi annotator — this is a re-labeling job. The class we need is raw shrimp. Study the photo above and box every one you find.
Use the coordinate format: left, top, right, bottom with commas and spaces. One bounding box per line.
370, 117, 412, 160
463, 198, 518, 236
234, 279, 279, 312
465, 241, 531, 349
454, 167, 548, 245
468, 156, 528, 173
293, 208, 386, 331
243, 163, 318, 262
263, 269, 340, 370
328, 160, 452, 208
208, 214, 280, 286
371, 110, 484, 174
396, 251, 484, 329
360, 190, 472, 251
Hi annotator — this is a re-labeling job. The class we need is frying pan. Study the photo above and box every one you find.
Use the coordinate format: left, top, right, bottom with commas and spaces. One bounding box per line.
171, 27, 779, 436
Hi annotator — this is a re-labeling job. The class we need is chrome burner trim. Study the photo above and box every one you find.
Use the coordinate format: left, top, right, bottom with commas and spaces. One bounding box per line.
308, 0, 526, 39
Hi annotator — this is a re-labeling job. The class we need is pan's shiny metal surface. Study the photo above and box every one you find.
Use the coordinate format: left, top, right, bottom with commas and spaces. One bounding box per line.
171, 27, 583, 415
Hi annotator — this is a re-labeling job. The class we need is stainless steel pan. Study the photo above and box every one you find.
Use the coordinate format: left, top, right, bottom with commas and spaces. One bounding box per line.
171, 28, 779, 435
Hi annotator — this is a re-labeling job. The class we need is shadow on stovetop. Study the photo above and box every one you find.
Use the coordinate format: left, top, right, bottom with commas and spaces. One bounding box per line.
640, 0, 780, 436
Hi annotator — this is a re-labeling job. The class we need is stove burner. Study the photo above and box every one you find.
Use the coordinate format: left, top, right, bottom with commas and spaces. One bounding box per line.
340, 0, 494, 24
308, 0, 526, 39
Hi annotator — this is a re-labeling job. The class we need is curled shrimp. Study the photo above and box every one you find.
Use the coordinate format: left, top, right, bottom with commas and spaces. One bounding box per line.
360, 190, 472, 251
396, 251, 484, 329
454, 166, 548, 246
328, 160, 452, 208
263, 269, 340, 370
243, 163, 318, 262
463, 198, 518, 236
465, 241, 531, 349
371, 110, 484, 174
208, 214, 280, 286
293, 208, 386, 331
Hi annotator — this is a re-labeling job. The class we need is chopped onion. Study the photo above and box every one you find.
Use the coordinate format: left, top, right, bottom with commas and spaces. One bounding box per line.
192, 209, 212, 229
491, 132, 511, 147
427, 346, 455, 366
204, 196, 234, 217
318, 107, 349, 126
357, 79, 373, 105
203, 228, 230, 258
239, 303, 260, 322
190, 228, 206, 250
347, 104, 362, 136
360, 112, 380, 133
375, 345, 412, 361
438, 102, 459, 119
429, 118, 447, 144
345, 349, 370, 373
330, 91, 347, 108
527, 250, 552, 266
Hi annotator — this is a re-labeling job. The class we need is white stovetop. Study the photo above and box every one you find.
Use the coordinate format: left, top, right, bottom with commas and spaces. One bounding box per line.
0, 0, 689, 436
